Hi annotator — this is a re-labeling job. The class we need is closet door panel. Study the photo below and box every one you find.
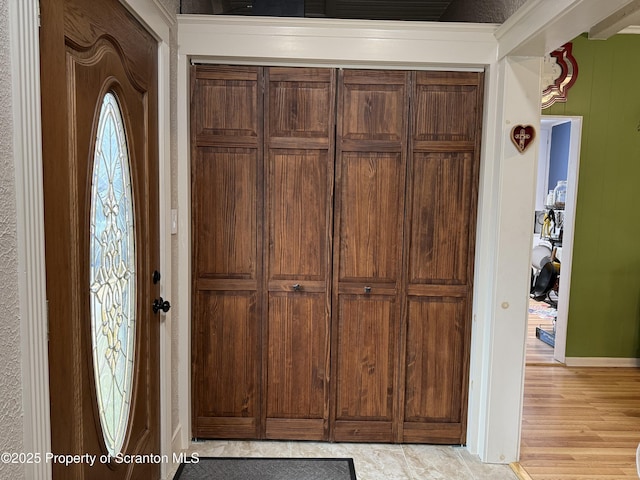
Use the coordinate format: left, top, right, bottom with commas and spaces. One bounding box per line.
337, 152, 404, 283
268, 150, 328, 280
335, 295, 396, 419
264, 67, 335, 440
333, 295, 397, 441
412, 71, 481, 145
408, 151, 474, 286
193, 291, 260, 438
403, 298, 467, 444
192, 65, 263, 439
268, 67, 334, 144
194, 148, 258, 279
403, 297, 466, 443
340, 70, 407, 144
267, 293, 327, 417
193, 66, 260, 144
332, 70, 408, 442
401, 71, 483, 444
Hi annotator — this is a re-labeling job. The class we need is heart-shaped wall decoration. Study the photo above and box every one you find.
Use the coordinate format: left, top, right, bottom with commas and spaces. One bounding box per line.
510, 125, 536, 153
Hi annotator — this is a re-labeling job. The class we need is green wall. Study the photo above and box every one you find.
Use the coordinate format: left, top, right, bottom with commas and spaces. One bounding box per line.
544, 34, 640, 358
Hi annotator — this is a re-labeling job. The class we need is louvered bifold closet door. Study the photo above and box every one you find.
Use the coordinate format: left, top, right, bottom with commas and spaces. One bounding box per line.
331, 69, 410, 443
264, 67, 336, 440
191, 66, 264, 439
401, 71, 483, 444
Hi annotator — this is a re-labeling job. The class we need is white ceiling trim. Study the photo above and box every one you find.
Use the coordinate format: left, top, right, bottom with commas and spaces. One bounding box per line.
589, 0, 640, 39
177, 14, 499, 67
496, 0, 639, 58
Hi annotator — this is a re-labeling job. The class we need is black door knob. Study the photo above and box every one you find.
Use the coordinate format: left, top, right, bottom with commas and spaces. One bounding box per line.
153, 297, 171, 314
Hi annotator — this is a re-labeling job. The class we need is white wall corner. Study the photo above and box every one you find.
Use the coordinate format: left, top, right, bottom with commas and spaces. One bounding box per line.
466, 60, 503, 459
476, 55, 542, 463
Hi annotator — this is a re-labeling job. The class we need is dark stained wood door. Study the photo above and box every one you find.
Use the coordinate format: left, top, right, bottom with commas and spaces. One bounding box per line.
331, 69, 409, 442
191, 65, 483, 446
40, 0, 161, 477
401, 71, 483, 444
191, 65, 336, 440
191, 65, 264, 439
263, 67, 336, 440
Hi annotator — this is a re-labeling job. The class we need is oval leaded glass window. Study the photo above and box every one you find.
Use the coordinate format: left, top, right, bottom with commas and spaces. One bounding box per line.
89, 92, 136, 457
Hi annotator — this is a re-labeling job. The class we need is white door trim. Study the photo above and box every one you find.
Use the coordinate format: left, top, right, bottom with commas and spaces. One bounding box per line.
549, 116, 582, 364
11, 1, 51, 478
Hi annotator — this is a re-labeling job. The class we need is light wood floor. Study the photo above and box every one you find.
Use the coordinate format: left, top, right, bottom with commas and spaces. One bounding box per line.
517, 301, 640, 479
526, 300, 559, 365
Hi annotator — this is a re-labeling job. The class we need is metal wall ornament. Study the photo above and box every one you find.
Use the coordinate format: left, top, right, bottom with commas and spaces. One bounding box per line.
510, 124, 536, 153
542, 42, 578, 109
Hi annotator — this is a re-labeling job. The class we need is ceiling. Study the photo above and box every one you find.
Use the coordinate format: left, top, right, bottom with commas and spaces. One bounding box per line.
180, 0, 515, 23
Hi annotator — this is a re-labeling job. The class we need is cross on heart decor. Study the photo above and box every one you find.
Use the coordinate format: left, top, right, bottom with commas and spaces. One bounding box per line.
510, 125, 536, 153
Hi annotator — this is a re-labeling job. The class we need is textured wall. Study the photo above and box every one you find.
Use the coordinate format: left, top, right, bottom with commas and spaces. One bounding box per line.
441, 0, 526, 23
180, 0, 213, 13
158, 0, 180, 14
0, 0, 25, 478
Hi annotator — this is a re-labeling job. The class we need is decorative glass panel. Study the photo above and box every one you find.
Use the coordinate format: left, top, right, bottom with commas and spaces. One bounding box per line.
89, 92, 136, 457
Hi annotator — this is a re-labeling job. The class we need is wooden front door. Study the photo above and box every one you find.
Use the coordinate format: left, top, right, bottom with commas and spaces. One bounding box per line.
40, 0, 161, 478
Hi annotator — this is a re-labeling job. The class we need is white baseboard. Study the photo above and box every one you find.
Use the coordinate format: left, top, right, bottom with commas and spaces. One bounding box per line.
565, 357, 640, 367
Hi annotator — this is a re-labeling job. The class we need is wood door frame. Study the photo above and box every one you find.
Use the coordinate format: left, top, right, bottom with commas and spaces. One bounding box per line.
11, 1, 173, 478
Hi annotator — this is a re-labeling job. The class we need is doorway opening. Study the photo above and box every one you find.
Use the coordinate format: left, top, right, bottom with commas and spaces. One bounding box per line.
526, 115, 582, 365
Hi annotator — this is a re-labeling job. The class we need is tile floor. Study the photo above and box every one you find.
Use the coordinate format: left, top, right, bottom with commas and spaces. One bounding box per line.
168, 440, 518, 479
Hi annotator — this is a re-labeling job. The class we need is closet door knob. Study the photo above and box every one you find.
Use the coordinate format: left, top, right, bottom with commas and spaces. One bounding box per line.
292, 284, 301, 292
364, 286, 372, 294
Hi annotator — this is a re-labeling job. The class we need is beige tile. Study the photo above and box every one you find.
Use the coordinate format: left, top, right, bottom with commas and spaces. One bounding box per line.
188, 440, 292, 457
341, 443, 411, 480
288, 441, 411, 479
403, 444, 470, 479
402, 444, 517, 480
173, 440, 518, 480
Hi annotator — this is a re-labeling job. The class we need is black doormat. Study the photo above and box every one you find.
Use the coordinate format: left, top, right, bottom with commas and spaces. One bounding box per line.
173, 457, 357, 480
